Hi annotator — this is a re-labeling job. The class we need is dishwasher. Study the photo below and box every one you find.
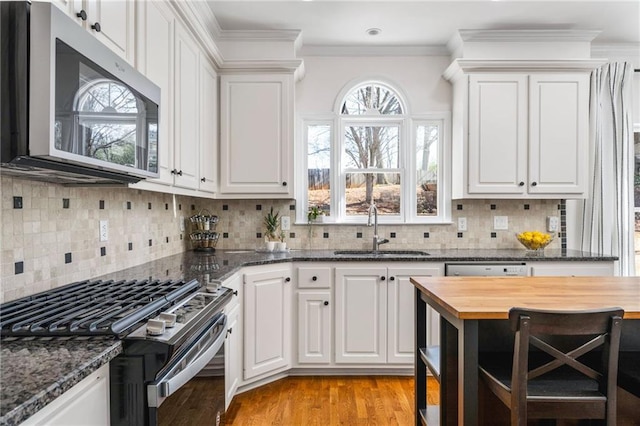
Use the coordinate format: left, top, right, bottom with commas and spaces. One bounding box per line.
444, 263, 528, 276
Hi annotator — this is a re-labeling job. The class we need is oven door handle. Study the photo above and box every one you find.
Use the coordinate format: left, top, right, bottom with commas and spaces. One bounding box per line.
147, 314, 227, 408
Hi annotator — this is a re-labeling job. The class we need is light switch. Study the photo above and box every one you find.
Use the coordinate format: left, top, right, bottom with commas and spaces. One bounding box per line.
179, 216, 185, 232
494, 216, 508, 230
281, 216, 291, 231
547, 216, 559, 232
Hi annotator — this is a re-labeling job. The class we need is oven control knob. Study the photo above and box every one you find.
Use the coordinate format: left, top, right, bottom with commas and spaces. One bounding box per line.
146, 319, 166, 336
159, 313, 177, 328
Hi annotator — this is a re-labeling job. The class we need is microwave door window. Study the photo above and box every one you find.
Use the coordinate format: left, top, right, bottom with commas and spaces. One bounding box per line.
54, 39, 158, 173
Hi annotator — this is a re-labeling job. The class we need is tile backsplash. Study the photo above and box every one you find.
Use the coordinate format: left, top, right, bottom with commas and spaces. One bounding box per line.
1, 176, 193, 302
1, 175, 561, 302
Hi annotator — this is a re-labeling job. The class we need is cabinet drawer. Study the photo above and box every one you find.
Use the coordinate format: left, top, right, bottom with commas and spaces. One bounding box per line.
297, 266, 332, 289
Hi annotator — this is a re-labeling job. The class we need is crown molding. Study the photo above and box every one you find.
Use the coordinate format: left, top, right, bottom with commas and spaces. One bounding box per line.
443, 59, 607, 81
591, 43, 640, 59
458, 29, 602, 43
300, 44, 449, 57
218, 59, 304, 72
216, 29, 302, 43
170, 0, 224, 67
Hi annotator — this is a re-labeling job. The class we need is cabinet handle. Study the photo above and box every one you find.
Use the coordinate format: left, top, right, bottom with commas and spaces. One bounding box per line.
282, 182, 287, 186
91, 22, 101, 32
380, 276, 386, 281
518, 181, 525, 187
531, 182, 537, 187
177, 170, 183, 176
285, 277, 291, 282
233, 290, 238, 296
201, 177, 206, 182
312, 276, 317, 281
323, 301, 329, 306
389, 276, 395, 281
76, 10, 87, 20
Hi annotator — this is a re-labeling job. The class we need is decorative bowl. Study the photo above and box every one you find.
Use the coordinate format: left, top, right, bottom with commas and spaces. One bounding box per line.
515, 231, 553, 254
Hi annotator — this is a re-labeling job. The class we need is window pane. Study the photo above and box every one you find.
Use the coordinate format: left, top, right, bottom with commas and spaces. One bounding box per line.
308, 125, 331, 216
345, 172, 401, 216
344, 126, 399, 169
341, 84, 403, 115
416, 124, 439, 216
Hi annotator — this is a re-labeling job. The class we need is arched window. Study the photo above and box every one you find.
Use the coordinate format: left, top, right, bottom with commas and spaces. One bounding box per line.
74, 79, 144, 166
301, 79, 449, 224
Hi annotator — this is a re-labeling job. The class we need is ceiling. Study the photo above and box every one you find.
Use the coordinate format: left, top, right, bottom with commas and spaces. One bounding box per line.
206, 0, 640, 51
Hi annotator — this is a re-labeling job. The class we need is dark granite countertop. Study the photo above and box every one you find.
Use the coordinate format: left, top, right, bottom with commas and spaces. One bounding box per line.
0, 248, 616, 425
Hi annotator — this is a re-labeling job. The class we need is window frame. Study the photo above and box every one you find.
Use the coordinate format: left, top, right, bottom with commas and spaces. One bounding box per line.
297, 80, 451, 225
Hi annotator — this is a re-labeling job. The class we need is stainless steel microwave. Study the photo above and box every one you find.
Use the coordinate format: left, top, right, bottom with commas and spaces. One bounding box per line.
0, 1, 160, 185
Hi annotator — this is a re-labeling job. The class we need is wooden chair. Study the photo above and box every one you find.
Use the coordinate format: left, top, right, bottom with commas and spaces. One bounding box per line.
478, 307, 624, 425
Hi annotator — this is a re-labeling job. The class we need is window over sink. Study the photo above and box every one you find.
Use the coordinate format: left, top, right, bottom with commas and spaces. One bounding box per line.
299, 79, 450, 224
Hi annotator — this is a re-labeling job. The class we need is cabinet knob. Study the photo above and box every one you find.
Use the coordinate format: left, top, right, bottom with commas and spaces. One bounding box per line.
389, 276, 395, 281
91, 22, 101, 32
171, 169, 177, 175
282, 182, 287, 187
76, 10, 87, 20
518, 181, 525, 187
531, 182, 537, 187
201, 177, 206, 182
380, 276, 386, 281
323, 301, 329, 306
233, 290, 238, 296
312, 276, 317, 281
285, 277, 291, 282
177, 170, 183, 176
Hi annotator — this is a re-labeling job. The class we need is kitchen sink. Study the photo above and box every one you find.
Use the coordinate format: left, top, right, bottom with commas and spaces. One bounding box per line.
333, 250, 430, 257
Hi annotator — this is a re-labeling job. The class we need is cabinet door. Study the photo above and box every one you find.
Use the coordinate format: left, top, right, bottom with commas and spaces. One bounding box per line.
387, 266, 442, 364
21, 364, 109, 426
219, 74, 293, 196
468, 74, 528, 195
84, 0, 134, 63
225, 303, 241, 409
134, 0, 174, 185
173, 22, 200, 189
243, 266, 292, 380
528, 74, 589, 195
199, 55, 218, 193
335, 266, 387, 364
297, 291, 332, 364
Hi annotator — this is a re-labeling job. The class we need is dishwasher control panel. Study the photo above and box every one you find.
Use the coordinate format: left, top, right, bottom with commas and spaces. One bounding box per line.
445, 263, 528, 277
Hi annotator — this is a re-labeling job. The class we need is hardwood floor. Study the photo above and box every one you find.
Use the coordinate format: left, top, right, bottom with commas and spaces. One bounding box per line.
164, 375, 439, 426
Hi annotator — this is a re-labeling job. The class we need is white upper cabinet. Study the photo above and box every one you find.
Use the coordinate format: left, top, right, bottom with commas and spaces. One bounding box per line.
135, 0, 174, 186
219, 74, 294, 198
173, 22, 200, 190
445, 59, 592, 199
69, 0, 135, 64
199, 55, 218, 193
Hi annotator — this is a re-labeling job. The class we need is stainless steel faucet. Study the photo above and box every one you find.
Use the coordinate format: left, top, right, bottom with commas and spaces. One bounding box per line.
367, 202, 389, 252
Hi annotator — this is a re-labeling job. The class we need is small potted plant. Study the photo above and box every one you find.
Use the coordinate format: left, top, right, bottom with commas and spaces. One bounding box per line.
307, 206, 325, 223
263, 207, 280, 251
276, 230, 287, 252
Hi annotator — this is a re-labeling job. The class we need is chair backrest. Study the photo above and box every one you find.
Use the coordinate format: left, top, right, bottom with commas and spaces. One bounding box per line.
508, 307, 624, 420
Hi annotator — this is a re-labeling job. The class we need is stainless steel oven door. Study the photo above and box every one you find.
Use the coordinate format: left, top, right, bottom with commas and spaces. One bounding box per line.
147, 313, 227, 408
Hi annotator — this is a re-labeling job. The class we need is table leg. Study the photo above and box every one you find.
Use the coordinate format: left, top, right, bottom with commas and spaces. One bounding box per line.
415, 287, 427, 424
460, 320, 478, 425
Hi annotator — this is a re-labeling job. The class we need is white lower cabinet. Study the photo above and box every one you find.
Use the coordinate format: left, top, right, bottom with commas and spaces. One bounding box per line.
334, 264, 443, 365
21, 363, 110, 426
224, 274, 242, 409
529, 261, 614, 276
243, 264, 292, 380
297, 291, 332, 364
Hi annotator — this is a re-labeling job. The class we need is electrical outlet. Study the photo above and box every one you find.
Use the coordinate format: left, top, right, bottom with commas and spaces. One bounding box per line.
494, 216, 509, 230
179, 216, 185, 232
458, 217, 467, 231
99, 220, 108, 242
547, 216, 559, 232
281, 216, 291, 231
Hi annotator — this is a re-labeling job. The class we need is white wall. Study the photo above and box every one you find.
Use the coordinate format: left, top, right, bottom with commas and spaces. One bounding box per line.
296, 55, 452, 114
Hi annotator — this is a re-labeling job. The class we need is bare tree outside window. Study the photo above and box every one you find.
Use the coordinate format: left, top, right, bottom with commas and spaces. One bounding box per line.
342, 83, 403, 215
416, 124, 439, 216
